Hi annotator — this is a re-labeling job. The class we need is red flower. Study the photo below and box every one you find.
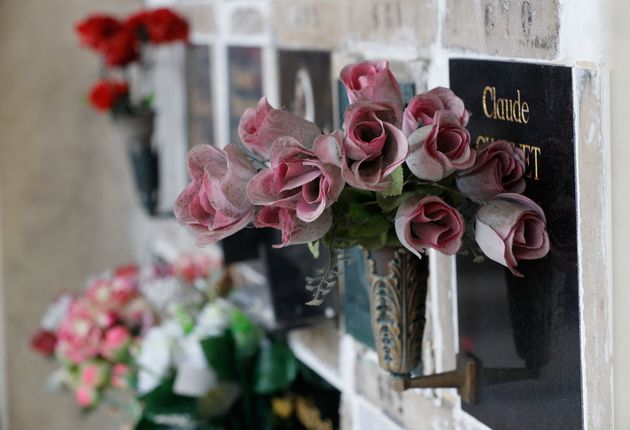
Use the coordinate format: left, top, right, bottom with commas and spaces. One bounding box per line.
144, 8, 189, 44
114, 264, 139, 278
124, 10, 151, 39
101, 28, 139, 67
88, 80, 129, 112
31, 330, 58, 357
75, 14, 122, 51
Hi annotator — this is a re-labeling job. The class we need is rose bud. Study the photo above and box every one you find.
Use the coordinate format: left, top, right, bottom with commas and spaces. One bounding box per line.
80, 361, 110, 388
340, 60, 404, 110
247, 135, 344, 223
254, 206, 332, 248
75, 15, 121, 51
143, 8, 189, 44
395, 195, 465, 258
56, 301, 102, 364
75, 385, 99, 408
402, 87, 469, 137
101, 28, 139, 67
335, 102, 407, 191
456, 140, 526, 201
100, 326, 132, 360
110, 363, 131, 389
406, 110, 476, 181
238, 97, 322, 159
30, 330, 58, 357
475, 193, 550, 277
175, 144, 257, 245
88, 80, 129, 112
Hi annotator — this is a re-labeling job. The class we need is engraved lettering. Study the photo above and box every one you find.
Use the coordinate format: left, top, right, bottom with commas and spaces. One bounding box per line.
482, 86, 530, 124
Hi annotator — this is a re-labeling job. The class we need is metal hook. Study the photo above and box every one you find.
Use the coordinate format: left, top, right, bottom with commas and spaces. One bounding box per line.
390, 353, 478, 404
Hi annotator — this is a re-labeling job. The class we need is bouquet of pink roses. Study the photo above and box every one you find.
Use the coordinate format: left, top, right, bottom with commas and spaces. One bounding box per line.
175, 60, 550, 303
30, 252, 221, 411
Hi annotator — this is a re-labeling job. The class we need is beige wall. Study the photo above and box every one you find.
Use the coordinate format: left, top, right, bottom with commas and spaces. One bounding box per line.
612, 1, 630, 428
0, 0, 144, 428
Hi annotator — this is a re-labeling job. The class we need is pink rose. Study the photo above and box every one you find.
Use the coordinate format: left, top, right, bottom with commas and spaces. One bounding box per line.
247, 135, 344, 223
254, 206, 333, 247
406, 110, 476, 181
57, 300, 102, 364
111, 363, 131, 389
120, 298, 155, 331
340, 60, 403, 109
456, 140, 526, 201
238, 97, 322, 159
75, 385, 99, 408
175, 144, 256, 245
334, 102, 407, 191
402, 87, 469, 137
395, 195, 465, 258
86, 277, 137, 311
100, 325, 131, 360
80, 361, 109, 388
475, 193, 550, 277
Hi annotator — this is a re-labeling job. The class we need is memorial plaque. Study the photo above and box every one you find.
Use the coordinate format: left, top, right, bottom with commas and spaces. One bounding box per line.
279, 50, 334, 134
450, 59, 582, 429
185, 44, 213, 149
227, 46, 263, 146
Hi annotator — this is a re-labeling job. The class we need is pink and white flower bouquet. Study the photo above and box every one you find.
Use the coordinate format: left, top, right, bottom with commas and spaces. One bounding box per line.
30, 251, 223, 411
175, 60, 551, 304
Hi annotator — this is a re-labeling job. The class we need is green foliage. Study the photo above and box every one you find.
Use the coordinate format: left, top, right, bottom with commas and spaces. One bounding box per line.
307, 241, 320, 259
230, 309, 262, 360
200, 332, 236, 382
305, 247, 340, 306
253, 339, 298, 395
381, 166, 404, 197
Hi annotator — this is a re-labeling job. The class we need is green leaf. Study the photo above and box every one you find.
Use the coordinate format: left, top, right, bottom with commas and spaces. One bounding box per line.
174, 306, 195, 336
382, 166, 404, 196
197, 382, 241, 420
307, 241, 320, 259
253, 339, 298, 394
347, 215, 391, 239
200, 332, 236, 381
376, 191, 415, 213
230, 309, 261, 360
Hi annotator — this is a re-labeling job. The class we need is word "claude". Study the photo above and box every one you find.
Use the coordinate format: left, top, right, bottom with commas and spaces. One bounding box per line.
482, 86, 530, 124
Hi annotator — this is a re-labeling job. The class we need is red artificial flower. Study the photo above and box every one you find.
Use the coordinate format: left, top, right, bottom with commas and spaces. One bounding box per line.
124, 10, 152, 39
31, 330, 58, 357
101, 28, 139, 67
144, 8, 189, 44
114, 264, 140, 278
88, 80, 129, 112
75, 15, 122, 51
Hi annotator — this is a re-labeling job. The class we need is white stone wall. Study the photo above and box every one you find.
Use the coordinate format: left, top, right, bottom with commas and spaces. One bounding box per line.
144, 0, 614, 428
0, 0, 615, 428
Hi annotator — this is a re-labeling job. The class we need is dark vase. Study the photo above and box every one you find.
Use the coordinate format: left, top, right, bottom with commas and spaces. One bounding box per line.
366, 247, 429, 375
114, 113, 159, 215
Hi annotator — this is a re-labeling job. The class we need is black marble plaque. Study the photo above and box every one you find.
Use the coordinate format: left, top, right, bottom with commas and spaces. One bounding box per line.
185, 44, 213, 149
228, 46, 263, 146
279, 50, 334, 133
450, 59, 582, 429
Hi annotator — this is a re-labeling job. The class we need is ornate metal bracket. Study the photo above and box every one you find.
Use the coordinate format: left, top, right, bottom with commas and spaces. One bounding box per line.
390, 353, 478, 404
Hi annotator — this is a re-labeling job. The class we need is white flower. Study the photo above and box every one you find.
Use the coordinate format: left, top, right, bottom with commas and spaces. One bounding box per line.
137, 320, 181, 394
193, 299, 233, 339
40, 294, 73, 332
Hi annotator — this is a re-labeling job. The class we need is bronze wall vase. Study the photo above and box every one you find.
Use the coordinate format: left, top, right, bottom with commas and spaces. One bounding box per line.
365, 247, 429, 375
